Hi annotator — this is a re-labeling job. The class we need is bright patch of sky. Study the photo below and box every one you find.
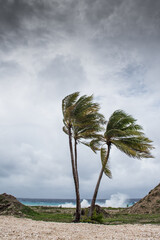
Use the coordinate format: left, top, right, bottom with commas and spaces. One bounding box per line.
118, 63, 147, 96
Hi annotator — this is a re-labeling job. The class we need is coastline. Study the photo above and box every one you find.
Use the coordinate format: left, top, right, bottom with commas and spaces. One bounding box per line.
18, 197, 139, 208
0, 216, 160, 240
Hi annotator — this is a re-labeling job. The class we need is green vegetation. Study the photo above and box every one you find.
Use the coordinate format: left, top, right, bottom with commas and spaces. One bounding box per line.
21, 206, 39, 217
62, 92, 105, 222
81, 213, 104, 224
21, 206, 160, 224
88, 110, 154, 217
25, 206, 74, 222
103, 212, 160, 225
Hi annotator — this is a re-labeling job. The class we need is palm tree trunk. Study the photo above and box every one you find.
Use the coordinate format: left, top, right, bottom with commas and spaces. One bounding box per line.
88, 144, 111, 218
74, 139, 79, 189
88, 167, 104, 217
68, 128, 81, 222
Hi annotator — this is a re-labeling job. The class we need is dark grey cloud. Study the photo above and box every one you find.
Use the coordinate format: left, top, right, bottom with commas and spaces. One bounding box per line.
0, 0, 36, 50
1, 0, 160, 57
82, 0, 123, 25
0, 0, 159, 199
82, 0, 160, 65
0, 0, 78, 51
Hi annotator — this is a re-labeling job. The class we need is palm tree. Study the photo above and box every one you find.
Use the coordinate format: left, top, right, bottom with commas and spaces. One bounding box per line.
62, 92, 105, 222
88, 110, 154, 217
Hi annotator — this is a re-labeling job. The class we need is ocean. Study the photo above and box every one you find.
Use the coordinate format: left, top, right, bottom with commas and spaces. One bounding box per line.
18, 196, 139, 208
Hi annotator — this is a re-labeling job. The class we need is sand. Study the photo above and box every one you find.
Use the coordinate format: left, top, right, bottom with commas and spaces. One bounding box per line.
0, 216, 160, 240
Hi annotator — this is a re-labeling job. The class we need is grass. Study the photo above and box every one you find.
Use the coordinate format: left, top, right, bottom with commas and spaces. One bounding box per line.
23, 206, 74, 223
103, 212, 160, 224
21, 206, 39, 217
20, 206, 160, 224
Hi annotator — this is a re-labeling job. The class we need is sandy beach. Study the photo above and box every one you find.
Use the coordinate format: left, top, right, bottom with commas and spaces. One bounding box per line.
0, 216, 160, 240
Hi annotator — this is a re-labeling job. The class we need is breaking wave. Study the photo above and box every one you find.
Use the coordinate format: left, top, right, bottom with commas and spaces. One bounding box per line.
58, 193, 128, 208
103, 193, 128, 208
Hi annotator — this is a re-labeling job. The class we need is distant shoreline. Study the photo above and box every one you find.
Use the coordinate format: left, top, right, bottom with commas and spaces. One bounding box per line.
18, 197, 140, 208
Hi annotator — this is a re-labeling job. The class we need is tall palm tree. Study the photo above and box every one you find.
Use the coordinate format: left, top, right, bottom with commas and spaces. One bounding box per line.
88, 110, 154, 217
62, 92, 105, 222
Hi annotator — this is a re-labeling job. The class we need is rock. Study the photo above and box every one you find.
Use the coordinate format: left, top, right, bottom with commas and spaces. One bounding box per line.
88, 204, 109, 217
127, 183, 160, 214
0, 193, 25, 216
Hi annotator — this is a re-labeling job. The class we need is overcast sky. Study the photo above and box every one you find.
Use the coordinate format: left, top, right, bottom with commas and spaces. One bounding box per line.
0, 0, 160, 199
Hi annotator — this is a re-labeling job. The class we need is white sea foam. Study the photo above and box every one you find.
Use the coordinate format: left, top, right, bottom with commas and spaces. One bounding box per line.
57, 193, 128, 208
58, 202, 76, 208
104, 193, 128, 208
81, 199, 90, 208
58, 199, 90, 208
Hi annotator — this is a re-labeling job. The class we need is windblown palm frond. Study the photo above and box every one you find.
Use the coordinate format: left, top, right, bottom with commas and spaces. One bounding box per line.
100, 147, 112, 178
63, 126, 69, 135
89, 138, 103, 153
107, 110, 136, 131
62, 92, 79, 115
62, 92, 105, 144
106, 110, 154, 159
91, 109, 154, 178
62, 92, 80, 126
111, 136, 154, 159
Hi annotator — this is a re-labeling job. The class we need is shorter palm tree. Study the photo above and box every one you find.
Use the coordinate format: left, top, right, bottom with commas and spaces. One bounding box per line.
88, 110, 154, 217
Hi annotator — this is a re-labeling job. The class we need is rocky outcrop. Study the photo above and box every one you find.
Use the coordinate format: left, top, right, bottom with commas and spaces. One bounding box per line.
0, 193, 25, 216
128, 183, 160, 214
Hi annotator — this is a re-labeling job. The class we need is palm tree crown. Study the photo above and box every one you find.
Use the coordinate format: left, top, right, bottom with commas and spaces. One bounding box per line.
88, 110, 154, 218
91, 109, 154, 160
62, 92, 105, 144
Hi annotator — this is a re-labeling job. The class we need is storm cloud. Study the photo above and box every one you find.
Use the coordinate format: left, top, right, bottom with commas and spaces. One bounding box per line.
0, 0, 160, 199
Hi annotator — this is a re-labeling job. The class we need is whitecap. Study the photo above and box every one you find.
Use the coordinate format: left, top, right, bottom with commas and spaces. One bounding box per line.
104, 193, 128, 208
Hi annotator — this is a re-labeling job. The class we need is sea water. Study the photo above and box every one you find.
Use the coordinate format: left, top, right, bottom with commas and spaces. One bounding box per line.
18, 194, 139, 208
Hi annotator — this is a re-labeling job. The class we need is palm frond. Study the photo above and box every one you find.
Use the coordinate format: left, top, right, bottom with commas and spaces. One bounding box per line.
111, 138, 154, 159
107, 110, 136, 131
105, 128, 144, 139
62, 92, 79, 116
100, 147, 112, 178
122, 123, 143, 132
89, 139, 102, 153
106, 110, 126, 131
79, 141, 91, 148
73, 95, 95, 116
104, 109, 154, 160
63, 126, 69, 135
